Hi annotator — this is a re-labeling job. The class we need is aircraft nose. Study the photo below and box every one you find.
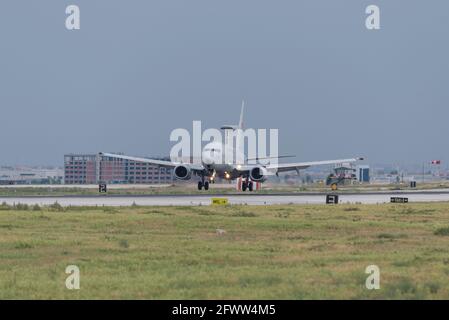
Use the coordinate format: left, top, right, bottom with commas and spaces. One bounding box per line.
202, 152, 214, 165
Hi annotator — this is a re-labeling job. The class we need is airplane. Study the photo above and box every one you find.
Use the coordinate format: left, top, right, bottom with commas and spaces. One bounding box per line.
100, 103, 363, 191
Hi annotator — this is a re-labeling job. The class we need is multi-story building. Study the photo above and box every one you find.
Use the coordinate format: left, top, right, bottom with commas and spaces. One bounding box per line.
356, 165, 370, 183
64, 153, 173, 184
64, 154, 98, 184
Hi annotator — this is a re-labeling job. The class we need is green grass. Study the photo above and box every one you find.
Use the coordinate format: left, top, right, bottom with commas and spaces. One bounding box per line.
1, 202, 449, 299
434, 227, 449, 236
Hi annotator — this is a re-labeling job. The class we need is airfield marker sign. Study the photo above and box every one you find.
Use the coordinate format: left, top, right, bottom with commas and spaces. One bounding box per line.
326, 195, 339, 204
99, 183, 107, 193
390, 197, 408, 203
211, 198, 228, 205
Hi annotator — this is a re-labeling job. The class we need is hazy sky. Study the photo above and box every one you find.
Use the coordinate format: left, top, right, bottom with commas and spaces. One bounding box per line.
0, 1, 448, 166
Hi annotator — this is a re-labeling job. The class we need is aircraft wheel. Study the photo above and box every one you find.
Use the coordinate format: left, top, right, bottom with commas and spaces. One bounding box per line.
198, 181, 203, 190
248, 182, 254, 192
242, 182, 247, 191
204, 181, 209, 190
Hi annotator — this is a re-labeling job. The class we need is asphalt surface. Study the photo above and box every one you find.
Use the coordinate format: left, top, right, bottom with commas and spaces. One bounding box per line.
1, 190, 449, 206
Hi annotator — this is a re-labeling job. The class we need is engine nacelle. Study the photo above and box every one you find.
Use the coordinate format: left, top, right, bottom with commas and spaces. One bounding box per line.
249, 166, 268, 182
173, 165, 192, 180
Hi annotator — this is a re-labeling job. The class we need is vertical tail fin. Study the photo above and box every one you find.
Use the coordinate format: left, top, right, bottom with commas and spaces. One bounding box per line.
238, 100, 245, 129
236, 100, 245, 164
220, 100, 246, 165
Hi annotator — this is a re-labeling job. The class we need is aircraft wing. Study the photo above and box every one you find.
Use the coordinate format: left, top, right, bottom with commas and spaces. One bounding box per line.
265, 157, 364, 173
99, 152, 205, 171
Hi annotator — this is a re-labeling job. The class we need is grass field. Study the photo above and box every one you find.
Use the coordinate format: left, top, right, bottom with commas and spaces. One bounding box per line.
1, 202, 449, 299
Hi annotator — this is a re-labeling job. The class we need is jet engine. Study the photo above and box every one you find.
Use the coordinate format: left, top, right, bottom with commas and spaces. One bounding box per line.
249, 166, 268, 182
174, 165, 192, 180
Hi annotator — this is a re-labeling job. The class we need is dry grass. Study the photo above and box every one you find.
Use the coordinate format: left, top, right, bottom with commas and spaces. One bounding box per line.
1, 202, 449, 299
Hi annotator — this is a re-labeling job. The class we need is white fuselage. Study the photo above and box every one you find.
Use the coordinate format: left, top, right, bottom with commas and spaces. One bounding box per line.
201, 141, 244, 179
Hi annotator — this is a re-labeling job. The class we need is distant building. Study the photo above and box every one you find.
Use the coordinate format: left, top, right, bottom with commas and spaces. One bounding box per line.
64, 153, 173, 184
326, 163, 356, 185
0, 166, 63, 185
63, 154, 98, 184
356, 165, 370, 183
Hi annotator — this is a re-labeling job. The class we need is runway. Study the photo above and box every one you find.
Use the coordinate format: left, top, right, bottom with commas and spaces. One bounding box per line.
1, 190, 449, 206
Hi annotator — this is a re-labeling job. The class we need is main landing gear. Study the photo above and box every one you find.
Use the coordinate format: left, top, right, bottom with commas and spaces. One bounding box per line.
198, 177, 209, 191
242, 178, 254, 192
